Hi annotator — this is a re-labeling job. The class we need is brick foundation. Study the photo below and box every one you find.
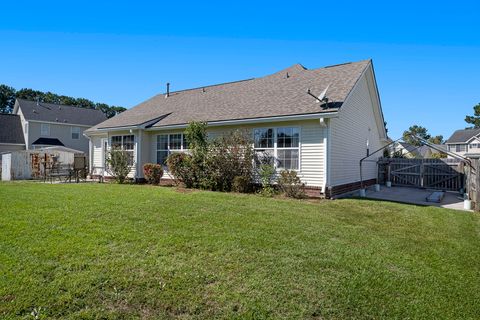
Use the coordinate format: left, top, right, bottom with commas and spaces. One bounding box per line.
325, 178, 376, 198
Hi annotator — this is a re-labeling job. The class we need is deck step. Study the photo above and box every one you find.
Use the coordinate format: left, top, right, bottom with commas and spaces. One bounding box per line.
426, 191, 445, 203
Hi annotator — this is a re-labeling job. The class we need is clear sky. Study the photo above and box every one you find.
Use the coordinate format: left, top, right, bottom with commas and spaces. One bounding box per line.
0, 0, 479, 139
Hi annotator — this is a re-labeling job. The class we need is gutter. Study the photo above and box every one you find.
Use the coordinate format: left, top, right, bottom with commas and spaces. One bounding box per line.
144, 111, 339, 131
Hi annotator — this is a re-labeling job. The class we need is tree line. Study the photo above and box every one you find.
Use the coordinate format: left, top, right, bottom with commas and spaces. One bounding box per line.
0, 84, 126, 118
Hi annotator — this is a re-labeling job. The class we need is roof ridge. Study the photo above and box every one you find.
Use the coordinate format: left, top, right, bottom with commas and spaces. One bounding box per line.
17, 98, 98, 110
168, 78, 255, 95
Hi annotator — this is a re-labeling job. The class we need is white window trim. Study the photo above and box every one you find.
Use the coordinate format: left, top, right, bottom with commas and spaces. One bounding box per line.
156, 133, 188, 166
253, 126, 301, 171
71, 127, 80, 140
110, 135, 135, 165
40, 123, 50, 137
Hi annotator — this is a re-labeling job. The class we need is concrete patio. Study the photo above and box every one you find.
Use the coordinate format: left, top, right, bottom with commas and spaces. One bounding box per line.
359, 185, 469, 211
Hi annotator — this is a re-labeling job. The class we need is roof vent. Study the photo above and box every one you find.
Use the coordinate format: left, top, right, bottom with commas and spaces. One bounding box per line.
165, 82, 170, 98
33, 109, 37, 113
36, 97, 40, 106
58, 106, 61, 110
202, 87, 206, 93
286, 72, 290, 78
55, 118, 59, 122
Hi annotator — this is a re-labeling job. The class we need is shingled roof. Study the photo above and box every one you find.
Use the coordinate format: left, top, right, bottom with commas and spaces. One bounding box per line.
446, 128, 480, 143
0, 114, 25, 145
86, 60, 371, 132
16, 99, 107, 126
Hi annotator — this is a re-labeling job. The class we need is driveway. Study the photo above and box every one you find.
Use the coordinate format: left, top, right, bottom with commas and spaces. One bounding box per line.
361, 185, 468, 211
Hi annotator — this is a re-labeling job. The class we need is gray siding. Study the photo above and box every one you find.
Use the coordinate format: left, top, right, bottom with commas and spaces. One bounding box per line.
27, 121, 90, 154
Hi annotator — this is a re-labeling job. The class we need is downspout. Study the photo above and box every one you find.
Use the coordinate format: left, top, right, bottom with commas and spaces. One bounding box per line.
322, 118, 330, 195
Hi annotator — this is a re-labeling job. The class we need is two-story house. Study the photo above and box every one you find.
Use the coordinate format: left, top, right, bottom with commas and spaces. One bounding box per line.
445, 128, 480, 158
12, 99, 107, 154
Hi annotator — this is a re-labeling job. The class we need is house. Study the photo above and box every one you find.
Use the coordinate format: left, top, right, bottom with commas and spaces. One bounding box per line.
12, 99, 107, 154
85, 60, 388, 197
446, 128, 480, 158
0, 114, 25, 153
391, 141, 447, 158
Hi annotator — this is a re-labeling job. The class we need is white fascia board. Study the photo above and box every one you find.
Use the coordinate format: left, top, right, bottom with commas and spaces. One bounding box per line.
27, 119, 93, 127
145, 112, 339, 132
0, 143, 25, 146
84, 125, 141, 136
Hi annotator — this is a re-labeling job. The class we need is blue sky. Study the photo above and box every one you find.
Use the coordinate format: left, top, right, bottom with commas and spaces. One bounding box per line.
0, 0, 479, 139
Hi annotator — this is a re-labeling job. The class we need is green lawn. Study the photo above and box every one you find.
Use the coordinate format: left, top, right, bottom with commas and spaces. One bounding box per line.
0, 183, 479, 319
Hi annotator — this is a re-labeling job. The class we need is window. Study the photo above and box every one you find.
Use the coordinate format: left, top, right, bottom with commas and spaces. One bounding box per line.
110, 135, 134, 165
156, 133, 188, 166
254, 127, 300, 170
470, 143, 480, 149
456, 144, 467, 152
254, 128, 274, 166
71, 127, 80, 140
40, 123, 50, 136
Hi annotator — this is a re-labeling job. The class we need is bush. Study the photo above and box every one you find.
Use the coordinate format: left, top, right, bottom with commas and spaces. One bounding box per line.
278, 170, 306, 198
166, 152, 196, 188
143, 163, 164, 185
232, 176, 252, 193
105, 148, 134, 184
203, 130, 255, 191
258, 164, 276, 197
166, 124, 255, 192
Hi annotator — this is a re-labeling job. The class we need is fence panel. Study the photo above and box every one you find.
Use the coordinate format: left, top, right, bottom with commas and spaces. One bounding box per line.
378, 157, 465, 191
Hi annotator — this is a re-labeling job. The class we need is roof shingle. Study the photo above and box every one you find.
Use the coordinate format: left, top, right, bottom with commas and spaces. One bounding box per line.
87, 60, 371, 132
446, 128, 480, 143
0, 114, 25, 144
17, 99, 107, 126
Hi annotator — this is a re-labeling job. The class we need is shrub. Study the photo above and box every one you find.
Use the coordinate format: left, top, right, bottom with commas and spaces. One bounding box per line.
143, 163, 164, 185
105, 148, 134, 184
166, 124, 255, 192
203, 130, 255, 191
166, 152, 196, 188
232, 176, 252, 193
258, 164, 276, 197
278, 170, 306, 198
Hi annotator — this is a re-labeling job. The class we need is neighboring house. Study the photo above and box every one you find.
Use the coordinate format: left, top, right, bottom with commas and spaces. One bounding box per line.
391, 142, 447, 158
446, 128, 480, 158
0, 114, 25, 153
12, 99, 107, 154
85, 60, 388, 197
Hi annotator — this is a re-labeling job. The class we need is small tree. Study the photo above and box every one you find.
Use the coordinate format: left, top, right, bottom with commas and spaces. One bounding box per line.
106, 148, 134, 184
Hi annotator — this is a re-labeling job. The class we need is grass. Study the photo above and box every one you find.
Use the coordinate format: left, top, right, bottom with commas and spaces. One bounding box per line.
0, 182, 479, 319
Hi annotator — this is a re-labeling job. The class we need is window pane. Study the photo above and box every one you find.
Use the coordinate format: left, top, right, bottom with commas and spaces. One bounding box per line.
126, 151, 134, 166
123, 135, 134, 150
41, 124, 50, 136
254, 149, 275, 167
254, 128, 273, 148
183, 134, 189, 149
170, 134, 182, 150
277, 127, 299, 148
157, 151, 169, 165
277, 149, 299, 170
157, 135, 168, 150
111, 136, 122, 149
